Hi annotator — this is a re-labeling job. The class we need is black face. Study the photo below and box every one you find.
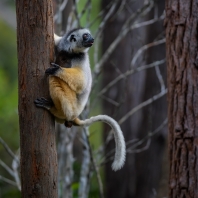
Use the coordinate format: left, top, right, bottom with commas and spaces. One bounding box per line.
82, 33, 94, 47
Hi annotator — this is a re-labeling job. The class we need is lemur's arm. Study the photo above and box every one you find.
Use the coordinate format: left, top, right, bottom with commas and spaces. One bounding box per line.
46, 63, 85, 93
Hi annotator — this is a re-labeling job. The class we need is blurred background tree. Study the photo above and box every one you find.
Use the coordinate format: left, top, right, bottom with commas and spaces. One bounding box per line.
0, 0, 168, 197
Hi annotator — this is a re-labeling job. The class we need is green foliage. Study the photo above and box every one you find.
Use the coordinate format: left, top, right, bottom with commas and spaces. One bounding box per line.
0, 184, 21, 198
77, 0, 101, 31
0, 19, 20, 197
0, 19, 19, 149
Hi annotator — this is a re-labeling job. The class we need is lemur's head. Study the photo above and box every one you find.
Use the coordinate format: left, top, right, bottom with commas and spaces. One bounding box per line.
58, 28, 94, 54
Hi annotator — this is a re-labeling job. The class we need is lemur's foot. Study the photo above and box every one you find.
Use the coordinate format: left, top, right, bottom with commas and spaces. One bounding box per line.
45, 63, 61, 75
64, 121, 73, 128
34, 97, 54, 110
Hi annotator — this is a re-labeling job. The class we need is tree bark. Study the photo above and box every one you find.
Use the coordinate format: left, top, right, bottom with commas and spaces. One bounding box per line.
16, 1, 58, 197
166, 0, 198, 197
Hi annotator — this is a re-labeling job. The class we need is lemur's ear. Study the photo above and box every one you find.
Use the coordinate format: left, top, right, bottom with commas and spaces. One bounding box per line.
54, 34, 62, 45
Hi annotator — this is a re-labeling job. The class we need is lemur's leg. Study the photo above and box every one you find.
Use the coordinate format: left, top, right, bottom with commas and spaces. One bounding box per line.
34, 97, 63, 119
64, 121, 73, 128
34, 97, 53, 110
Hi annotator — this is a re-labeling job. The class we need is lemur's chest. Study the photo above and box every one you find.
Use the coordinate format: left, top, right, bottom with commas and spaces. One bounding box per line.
77, 67, 92, 105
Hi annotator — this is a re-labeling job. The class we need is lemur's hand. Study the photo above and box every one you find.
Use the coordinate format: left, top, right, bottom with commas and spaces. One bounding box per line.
45, 63, 61, 75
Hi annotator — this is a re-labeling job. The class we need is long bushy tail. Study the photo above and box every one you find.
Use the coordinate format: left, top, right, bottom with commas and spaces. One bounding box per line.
74, 115, 126, 171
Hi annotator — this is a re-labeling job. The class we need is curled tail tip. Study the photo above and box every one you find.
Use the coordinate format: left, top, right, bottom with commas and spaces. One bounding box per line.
111, 160, 125, 171
111, 154, 126, 171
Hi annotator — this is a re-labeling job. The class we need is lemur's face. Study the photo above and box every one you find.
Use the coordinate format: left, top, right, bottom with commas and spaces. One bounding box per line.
67, 28, 94, 53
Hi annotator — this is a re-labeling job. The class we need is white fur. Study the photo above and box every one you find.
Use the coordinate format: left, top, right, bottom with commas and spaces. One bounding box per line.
54, 29, 126, 171
76, 115, 126, 171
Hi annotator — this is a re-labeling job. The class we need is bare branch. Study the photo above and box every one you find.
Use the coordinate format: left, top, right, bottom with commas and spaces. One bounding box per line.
100, 95, 120, 107
72, 0, 81, 27
119, 88, 167, 125
54, 0, 68, 24
87, 0, 114, 28
0, 137, 19, 163
0, 175, 17, 187
86, 131, 104, 198
131, 38, 166, 67
127, 118, 168, 153
155, 65, 166, 92
98, 59, 165, 96
130, 12, 164, 30
101, 118, 167, 165
57, 126, 76, 198
131, 138, 151, 153
78, 128, 91, 198
0, 159, 14, 177
78, 0, 92, 21
94, 0, 120, 39
93, 1, 157, 76
12, 153, 21, 190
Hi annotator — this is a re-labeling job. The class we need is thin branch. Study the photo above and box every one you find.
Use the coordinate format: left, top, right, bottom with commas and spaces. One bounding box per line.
131, 38, 166, 67
119, 88, 167, 125
57, 125, 76, 198
131, 138, 151, 153
98, 59, 165, 96
94, 0, 120, 39
101, 118, 167, 166
0, 175, 17, 187
100, 95, 120, 107
93, 1, 156, 76
93, 36, 100, 66
86, 130, 104, 198
12, 154, 21, 190
0, 137, 19, 163
87, 0, 114, 28
54, 0, 68, 23
0, 159, 14, 177
78, 0, 91, 21
78, 128, 91, 198
127, 118, 168, 153
72, 0, 81, 27
155, 65, 165, 92
130, 12, 164, 31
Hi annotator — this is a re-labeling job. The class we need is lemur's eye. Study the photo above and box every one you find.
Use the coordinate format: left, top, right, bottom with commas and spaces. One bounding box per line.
70, 35, 76, 42
83, 33, 88, 40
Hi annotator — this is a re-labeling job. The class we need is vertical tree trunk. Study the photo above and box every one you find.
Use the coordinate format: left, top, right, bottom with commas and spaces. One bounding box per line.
16, 1, 58, 197
166, 0, 198, 197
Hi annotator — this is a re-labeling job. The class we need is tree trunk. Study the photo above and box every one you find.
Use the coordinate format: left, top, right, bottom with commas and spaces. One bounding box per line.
166, 0, 198, 197
16, 1, 58, 197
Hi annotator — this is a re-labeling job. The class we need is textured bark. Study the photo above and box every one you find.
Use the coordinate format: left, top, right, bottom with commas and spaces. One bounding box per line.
166, 0, 198, 197
16, 1, 58, 197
